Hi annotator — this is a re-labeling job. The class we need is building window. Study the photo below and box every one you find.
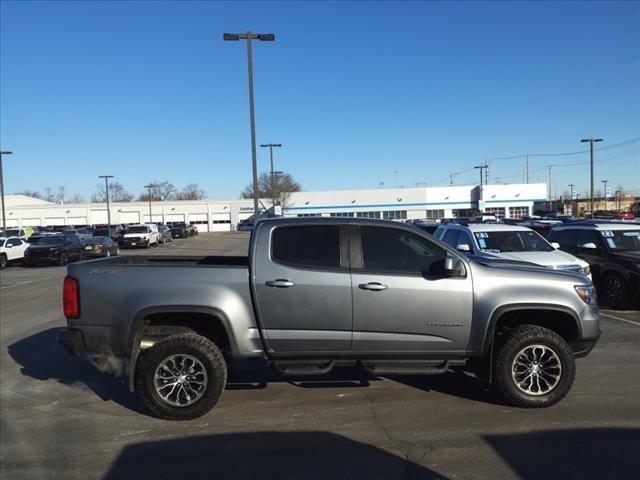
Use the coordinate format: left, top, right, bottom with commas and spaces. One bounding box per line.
354, 211, 381, 219
297, 213, 322, 217
508, 206, 529, 219
212, 220, 231, 224
329, 212, 355, 217
382, 210, 407, 221
425, 209, 445, 220
452, 209, 474, 218
484, 207, 505, 218
189, 220, 208, 225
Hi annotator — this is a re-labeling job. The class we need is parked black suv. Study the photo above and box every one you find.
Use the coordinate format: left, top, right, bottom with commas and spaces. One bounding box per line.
24, 234, 85, 266
547, 222, 640, 309
169, 223, 190, 238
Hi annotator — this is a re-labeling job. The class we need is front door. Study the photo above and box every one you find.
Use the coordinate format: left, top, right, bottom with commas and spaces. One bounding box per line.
350, 225, 473, 354
253, 224, 352, 353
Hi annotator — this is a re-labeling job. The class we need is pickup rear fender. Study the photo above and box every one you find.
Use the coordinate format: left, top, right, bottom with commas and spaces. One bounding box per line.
126, 305, 238, 392
478, 303, 583, 356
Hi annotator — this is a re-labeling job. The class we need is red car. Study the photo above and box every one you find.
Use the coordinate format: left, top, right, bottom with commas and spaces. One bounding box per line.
618, 211, 636, 220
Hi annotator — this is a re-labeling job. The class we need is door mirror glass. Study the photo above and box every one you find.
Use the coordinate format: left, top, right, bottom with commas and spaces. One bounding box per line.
444, 253, 463, 276
550, 242, 560, 249
581, 242, 597, 249
456, 243, 470, 252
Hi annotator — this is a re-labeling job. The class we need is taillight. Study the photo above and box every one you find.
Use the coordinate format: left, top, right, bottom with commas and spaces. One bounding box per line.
63, 276, 80, 319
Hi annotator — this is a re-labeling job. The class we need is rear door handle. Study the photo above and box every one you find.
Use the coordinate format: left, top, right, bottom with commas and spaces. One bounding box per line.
359, 282, 388, 291
265, 279, 295, 288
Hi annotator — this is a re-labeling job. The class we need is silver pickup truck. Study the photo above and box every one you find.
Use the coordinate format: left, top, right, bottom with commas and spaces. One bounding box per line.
59, 218, 600, 420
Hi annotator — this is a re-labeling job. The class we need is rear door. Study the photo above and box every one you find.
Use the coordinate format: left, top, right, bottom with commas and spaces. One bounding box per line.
253, 224, 352, 353
350, 225, 473, 354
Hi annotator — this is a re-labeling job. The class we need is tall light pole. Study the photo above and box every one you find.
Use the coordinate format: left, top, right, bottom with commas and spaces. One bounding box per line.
525, 154, 530, 184
99, 175, 113, 233
547, 165, 553, 211
260, 143, 282, 210
0, 150, 13, 236
224, 32, 275, 219
601, 179, 609, 211
568, 184, 574, 216
580, 138, 603, 218
144, 184, 155, 223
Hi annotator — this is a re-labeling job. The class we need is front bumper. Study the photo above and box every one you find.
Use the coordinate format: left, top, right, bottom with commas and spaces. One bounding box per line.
58, 328, 86, 356
120, 238, 149, 248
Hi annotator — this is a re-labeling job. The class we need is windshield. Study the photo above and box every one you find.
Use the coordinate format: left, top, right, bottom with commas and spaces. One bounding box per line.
600, 230, 640, 252
474, 230, 553, 253
29, 236, 64, 245
127, 226, 149, 233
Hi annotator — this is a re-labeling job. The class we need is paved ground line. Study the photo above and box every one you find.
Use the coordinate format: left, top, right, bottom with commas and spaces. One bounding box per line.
601, 312, 640, 327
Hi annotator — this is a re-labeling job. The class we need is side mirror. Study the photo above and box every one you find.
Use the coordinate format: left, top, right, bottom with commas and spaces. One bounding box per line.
5, 244, 12, 249
456, 243, 471, 253
581, 242, 597, 249
551, 242, 560, 249
444, 253, 463, 276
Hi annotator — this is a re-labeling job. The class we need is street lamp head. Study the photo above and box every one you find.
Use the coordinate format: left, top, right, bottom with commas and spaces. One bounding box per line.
0, 151, 13, 155
223, 33, 240, 41
257, 34, 275, 41
580, 138, 604, 143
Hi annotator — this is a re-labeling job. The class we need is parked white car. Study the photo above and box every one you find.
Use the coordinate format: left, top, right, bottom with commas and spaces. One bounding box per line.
120, 224, 160, 248
434, 223, 591, 278
0, 236, 30, 269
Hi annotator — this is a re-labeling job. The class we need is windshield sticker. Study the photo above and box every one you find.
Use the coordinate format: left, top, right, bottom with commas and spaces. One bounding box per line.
478, 238, 487, 249
622, 232, 640, 237
475, 232, 489, 239
600, 230, 614, 238
606, 238, 616, 248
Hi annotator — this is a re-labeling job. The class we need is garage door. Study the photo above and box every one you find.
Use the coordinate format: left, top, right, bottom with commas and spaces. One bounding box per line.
90, 210, 109, 225
6, 219, 19, 227
211, 213, 231, 232
44, 217, 65, 226
22, 218, 41, 226
68, 217, 88, 226
119, 212, 140, 224
143, 215, 164, 224
165, 214, 185, 223
189, 213, 209, 233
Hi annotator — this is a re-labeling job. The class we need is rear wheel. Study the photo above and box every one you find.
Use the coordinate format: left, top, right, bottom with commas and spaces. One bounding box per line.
59, 253, 68, 266
602, 273, 630, 310
492, 325, 575, 408
136, 334, 227, 420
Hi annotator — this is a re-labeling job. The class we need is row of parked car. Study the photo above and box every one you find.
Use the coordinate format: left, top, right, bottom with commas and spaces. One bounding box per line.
0, 222, 199, 269
411, 218, 640, 310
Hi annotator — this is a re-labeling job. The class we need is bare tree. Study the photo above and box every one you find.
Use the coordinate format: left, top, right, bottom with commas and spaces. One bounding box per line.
176, 184, 206, 201
44, 187, 55, 202
69, 193, 85, 203
92, 181, 133, 203
57, 186, 65, 204
241, 172, 301, 208
14, 190, 42, 199
137, 181, 176, 201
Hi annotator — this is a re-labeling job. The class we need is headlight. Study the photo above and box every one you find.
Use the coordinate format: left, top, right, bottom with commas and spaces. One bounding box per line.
575, 285, 597, 305
581, 266, 591, 276
49, 247, 61, 252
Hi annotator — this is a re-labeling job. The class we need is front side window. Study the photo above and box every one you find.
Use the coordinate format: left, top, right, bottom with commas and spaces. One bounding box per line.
442, 229, 460, 248
360, 226, 447, 274
272, 225, 340, 269
578, 230, 602, 248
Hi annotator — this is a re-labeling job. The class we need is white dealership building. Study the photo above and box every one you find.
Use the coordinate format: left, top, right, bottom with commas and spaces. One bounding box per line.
3, 183, 547, 233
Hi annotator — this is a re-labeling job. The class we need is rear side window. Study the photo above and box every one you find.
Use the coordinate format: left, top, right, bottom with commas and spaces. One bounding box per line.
272, 226, 340, 269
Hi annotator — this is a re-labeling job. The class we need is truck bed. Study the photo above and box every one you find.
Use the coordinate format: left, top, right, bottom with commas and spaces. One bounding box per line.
85, 255, 249, 267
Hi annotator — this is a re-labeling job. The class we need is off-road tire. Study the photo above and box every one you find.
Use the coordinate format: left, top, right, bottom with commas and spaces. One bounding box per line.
136, 334, 227, 420
602, 273, 630, 310
492, 325, 575, 408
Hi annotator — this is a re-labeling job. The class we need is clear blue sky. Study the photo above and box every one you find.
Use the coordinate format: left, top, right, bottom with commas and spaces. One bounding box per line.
1, 1, 638, 201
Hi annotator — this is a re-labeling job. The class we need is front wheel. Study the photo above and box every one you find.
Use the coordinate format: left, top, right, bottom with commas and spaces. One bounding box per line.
0, 254, 7, 269
136, 334, 227, 420
492, 325, 575, 408
602, 273, 630, 310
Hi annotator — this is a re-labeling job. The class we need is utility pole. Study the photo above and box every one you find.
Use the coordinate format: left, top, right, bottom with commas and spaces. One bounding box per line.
260, 143, 282, 211
547, 165, 553, 211
0, 150, 13, 236
483, 159, 490, 184
474, 164, 487, 185
568, 184, 574, 216
144, 184, 155, 223
449, 173, 459, 186
99, 175, 114, 234
601, 179, 609, 211
580, 138, 603, 219
525, 154, 530, 184
615, 190, 620, 211
224, 32, 275, 219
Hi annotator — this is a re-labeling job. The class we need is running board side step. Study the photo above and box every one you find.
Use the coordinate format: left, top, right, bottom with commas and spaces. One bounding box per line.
360, 359, 466, 376
272, 360, 335, 376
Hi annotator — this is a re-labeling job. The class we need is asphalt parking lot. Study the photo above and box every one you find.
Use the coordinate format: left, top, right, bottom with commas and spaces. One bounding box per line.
1, 232, 639, 480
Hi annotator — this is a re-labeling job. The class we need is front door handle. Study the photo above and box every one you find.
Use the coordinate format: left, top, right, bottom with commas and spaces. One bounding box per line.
265, 279, 295, 288
359, 282, 388, 291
